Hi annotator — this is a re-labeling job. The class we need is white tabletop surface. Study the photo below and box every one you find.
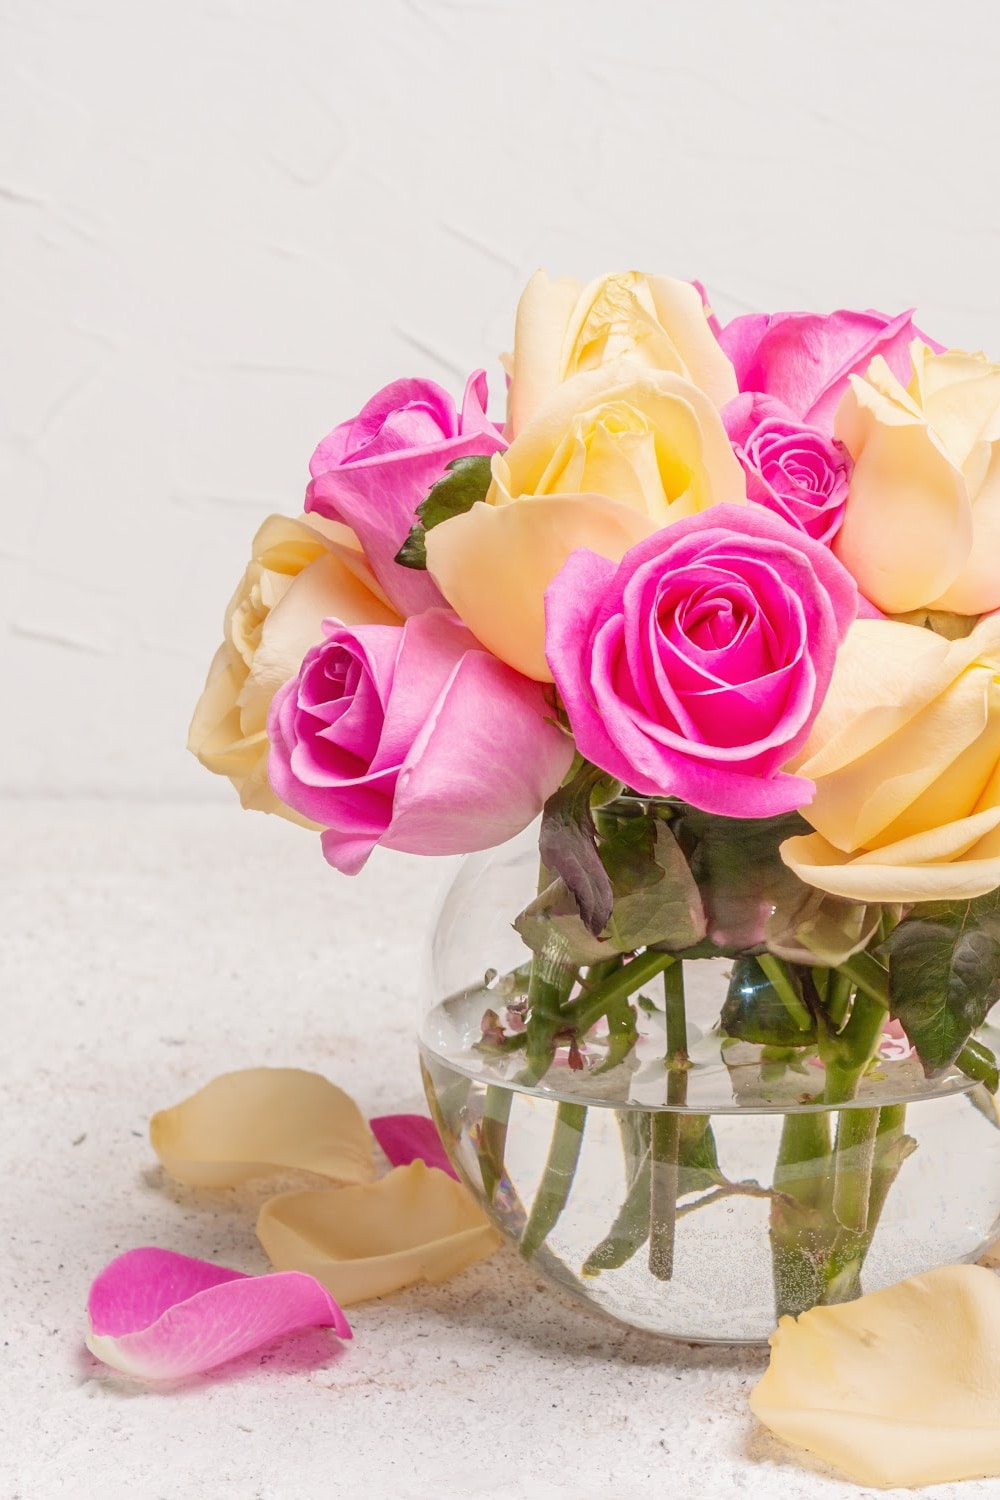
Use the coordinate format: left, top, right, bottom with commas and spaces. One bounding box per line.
4, 798, 996, 1500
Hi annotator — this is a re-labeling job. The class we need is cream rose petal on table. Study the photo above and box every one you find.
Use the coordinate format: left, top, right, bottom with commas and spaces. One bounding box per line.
750, 1265, 1000, 1488
780, 612, 1000, 901
426, 362, 747, 680
834, 342, 1000, 616
150, 1068, 375, 1188
188, 512, 401, 820
504, 269, 738, 435
256, 1162, 502, 1304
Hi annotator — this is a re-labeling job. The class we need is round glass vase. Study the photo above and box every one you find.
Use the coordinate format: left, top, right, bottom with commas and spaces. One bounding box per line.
418, 805, 1000, 1344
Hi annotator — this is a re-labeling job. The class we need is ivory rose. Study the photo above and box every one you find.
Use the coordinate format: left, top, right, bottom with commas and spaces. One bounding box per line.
780, 613, 1000, 901
719, 306, 933, 430
425, 362, 747, 680
267, 609, 574, 873
833, 344, 1000, 616
306, 371, 506, 618
188, 513, 400, 819
505, 270, 737, 435
545, 504, 857, 818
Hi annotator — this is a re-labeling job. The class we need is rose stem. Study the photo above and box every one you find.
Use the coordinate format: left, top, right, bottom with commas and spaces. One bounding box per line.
770, 1109, 833, 1319
561, 950, 675, 1035
822, 977, 891, 1234
756, 953, 813, 1032
649, 960, 688, 1281
478, 1086, 512, 1204
519, 1102, 587, 1260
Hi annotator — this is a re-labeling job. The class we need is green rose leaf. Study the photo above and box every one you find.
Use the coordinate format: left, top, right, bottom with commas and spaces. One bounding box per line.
538, 765, 618, 938
721, 955, 817, 1046
878, 889, 1000, 1074
394, 455, 494, 570
599, 814, 706, 953
517, 802, 706, 955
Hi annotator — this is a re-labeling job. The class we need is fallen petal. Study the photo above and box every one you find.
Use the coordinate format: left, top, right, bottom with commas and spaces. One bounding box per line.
150, 1067, 374, 1187
86, 1247, 350, 1382
750, 1265, 1000, 1487
257, 1161, 502, 1304
369, 1114, 458, 1179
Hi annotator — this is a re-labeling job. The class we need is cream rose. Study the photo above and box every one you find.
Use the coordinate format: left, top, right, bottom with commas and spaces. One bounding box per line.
425, 362, 747, 680
834, 342, 1000, 615
780, 613, 1000, 902
504, 270, 737, 436
188, 513, 400, 818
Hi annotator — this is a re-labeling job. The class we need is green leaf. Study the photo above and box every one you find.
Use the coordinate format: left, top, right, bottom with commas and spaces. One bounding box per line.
598, 813, 706, 953
721, 955, 817, 1046
394, 455, 494, 570
669, 806, 812, 956
538, 764, 617, 938
516, 808, 706, 958
879, 889, 1000, 1075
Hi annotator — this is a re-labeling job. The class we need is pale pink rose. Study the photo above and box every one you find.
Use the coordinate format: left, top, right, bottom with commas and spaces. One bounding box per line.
718, 308, 941, 430
545, 505, 857, 818
306, 372, 506, 617
267, 609, 574, 874
723, 392, 851, 545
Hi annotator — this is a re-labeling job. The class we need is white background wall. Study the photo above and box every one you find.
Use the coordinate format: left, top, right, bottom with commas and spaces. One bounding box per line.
3, 0, 999, 800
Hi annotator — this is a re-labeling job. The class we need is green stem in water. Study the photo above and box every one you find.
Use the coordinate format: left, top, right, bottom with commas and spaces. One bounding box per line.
477, 1084, 512, 1204
520, 1102, 587, 1259
562, 949, 675, 1035
831, 1105, 880, 1234
649, 961, 688, 1281
756, 953, 813, 1032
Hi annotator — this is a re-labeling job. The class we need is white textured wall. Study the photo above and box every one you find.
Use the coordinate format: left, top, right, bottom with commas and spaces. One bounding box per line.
4, 0, 999, 797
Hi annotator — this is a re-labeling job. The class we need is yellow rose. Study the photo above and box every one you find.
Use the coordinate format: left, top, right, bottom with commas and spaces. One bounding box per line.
425, 362, 746, 680
780, 613, 1000, 902
189, 513, 400, 818
834, 342, 1000, 615
504, 270, 737, 436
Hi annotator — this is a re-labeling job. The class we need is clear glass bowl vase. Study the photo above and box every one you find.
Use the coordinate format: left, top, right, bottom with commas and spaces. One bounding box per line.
419, 815, 1000, 1344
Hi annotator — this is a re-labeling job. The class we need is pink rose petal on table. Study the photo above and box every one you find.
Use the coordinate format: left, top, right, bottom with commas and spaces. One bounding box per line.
370, 1114, 459, 1179
86, 1247, 350, 1382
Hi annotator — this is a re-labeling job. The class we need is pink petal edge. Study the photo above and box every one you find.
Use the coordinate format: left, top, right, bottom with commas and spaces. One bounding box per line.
369, 1114, 459, 1180
86, 1247, 351, 1382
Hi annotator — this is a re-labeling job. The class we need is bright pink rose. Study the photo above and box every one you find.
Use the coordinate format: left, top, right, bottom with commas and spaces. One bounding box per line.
306, 372, 506, 618
718, 308, 941, 431
544, 505, 857, 818
267, 609, 573, 874
723, 393, 851, 545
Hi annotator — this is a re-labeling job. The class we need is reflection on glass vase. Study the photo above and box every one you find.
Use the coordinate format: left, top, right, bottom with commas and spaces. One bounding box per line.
418, 804, 1000, 1343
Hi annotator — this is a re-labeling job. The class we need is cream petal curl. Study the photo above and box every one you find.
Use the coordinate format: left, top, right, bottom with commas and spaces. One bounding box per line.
750, 1265, 1000, 1488
505, 270, 737, 435
150, 1068, 375, 1188
256, 1161, 501, 1304
426, 492, 655, 680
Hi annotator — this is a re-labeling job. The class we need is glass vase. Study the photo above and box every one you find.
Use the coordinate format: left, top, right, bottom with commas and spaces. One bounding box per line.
418, 808, 1000, 1343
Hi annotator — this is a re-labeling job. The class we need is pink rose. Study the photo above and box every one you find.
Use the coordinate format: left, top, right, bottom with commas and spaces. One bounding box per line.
718, 308, 941, 430
267, 609, 574, 874
544, 505, 857, 818
723, 393, 851, 545
306, 372, 506, 618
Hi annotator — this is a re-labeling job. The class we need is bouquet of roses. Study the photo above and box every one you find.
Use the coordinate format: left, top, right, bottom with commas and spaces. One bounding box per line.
191, 269, 1000, 1315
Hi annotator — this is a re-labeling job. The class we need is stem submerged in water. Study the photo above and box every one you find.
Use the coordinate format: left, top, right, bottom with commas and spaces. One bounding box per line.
649, 961, 689, 1281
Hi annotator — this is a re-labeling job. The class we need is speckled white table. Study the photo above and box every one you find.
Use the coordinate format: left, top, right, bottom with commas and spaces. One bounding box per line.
3, 799, 995, 1500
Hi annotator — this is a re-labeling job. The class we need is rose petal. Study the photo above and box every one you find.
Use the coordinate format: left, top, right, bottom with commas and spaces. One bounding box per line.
750, 1265, 1000, 1487
150, 1068, 375, 1188
370, 1114, 458, 1179
256, 1162, 502, 1304
86, 1247, 350, 1382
